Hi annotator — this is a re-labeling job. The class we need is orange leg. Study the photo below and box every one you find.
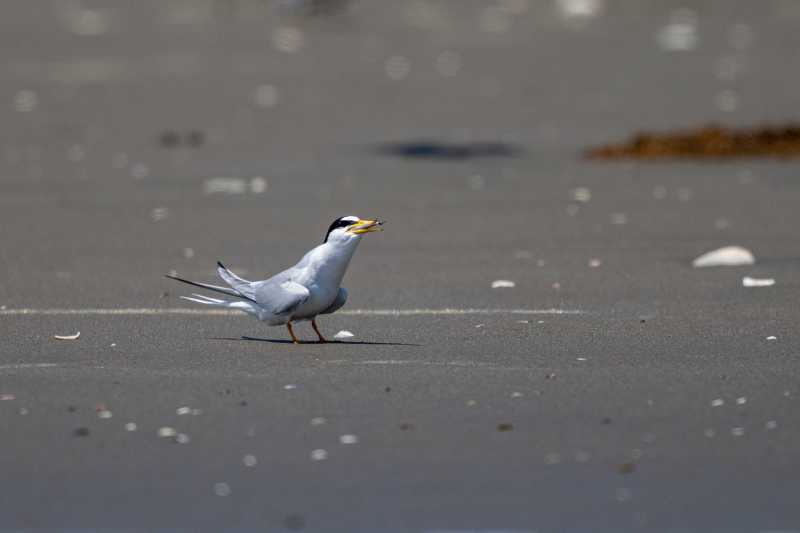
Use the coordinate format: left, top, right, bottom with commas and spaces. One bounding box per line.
311, 318, 327, 343
286, 321, 300, 344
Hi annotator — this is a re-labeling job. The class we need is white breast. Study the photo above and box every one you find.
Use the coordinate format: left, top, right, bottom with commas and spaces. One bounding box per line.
289, 238, 360, 319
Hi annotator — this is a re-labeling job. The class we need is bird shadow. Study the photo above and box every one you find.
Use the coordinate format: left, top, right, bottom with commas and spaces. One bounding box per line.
211, 336, 421, 347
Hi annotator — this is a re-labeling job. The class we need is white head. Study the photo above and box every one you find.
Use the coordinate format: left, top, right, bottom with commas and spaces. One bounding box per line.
323, 215, 384, 244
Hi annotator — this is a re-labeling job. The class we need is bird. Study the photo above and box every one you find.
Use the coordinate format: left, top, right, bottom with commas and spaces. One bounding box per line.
166, 216, 383, 343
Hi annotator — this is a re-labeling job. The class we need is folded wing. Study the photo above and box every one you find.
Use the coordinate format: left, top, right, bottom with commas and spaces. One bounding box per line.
254, 279, 310, 316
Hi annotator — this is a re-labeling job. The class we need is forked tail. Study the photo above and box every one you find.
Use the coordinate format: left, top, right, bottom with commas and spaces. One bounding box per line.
165, 263, 258, 304
180, 293, 258, 314
165, 265, 261, 315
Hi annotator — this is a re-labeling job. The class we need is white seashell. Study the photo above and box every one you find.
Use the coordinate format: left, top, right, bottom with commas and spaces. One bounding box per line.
692, 246, 754, 267
742, 276, 774, 287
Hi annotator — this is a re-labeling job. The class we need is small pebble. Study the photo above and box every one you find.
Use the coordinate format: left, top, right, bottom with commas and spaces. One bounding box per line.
18, 407, 29, 415
175, 433, 190, 444
243, 454, 258, 467
333, 330, 354, 340
765, 420, 778, 430
491, 279, 516, 289
736, 397, 747, 405
310, 417, 326, 426
130, 162, 149, 179
339, 434, 359, 444
213, 482, 231, 496
150, 207, 169, 222
125, 422, 137, 432
731, 427, 745, 437
510, 391, 523, 398
310, 449, 328, 461
74, 427, 90, 437
618, 462, 636, 475
284, 384, 297, 390
157, 427, 177, 438
711, 398, 724, 407
570, 187, 592, 202
766, 336, 777, 341
610, 212, 629, 225
544, 453, 561, 465
176, 406, 192, 415
704, 428, 716, 438
497, 423, 514, 432
97, 409, 113, 419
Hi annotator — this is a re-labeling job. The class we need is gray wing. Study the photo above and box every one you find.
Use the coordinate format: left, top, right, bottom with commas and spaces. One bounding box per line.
249, 249, 316, 315
253, 278, 310, 316
320, 287, 348, 315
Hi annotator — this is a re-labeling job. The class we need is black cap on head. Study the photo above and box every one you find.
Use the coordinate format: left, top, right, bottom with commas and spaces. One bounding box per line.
323, 216, 360, 243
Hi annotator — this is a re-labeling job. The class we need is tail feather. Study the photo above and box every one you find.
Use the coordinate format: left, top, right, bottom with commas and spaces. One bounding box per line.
180, 294, 259, 314
216, 261, 257, 301
166, 272, 257, 303
181, 295, 224, 305
180, 294, 258, 314
189, 293, 226, 304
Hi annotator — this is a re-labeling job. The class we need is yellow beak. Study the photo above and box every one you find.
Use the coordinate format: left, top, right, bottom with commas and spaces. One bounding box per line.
348, 219, 384, 235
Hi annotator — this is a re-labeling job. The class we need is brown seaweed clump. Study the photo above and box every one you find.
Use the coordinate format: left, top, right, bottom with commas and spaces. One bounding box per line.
586, 124, 800, 159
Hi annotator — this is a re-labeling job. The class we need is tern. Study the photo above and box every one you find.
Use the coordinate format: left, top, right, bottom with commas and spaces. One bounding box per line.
166, 216, 383, 343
